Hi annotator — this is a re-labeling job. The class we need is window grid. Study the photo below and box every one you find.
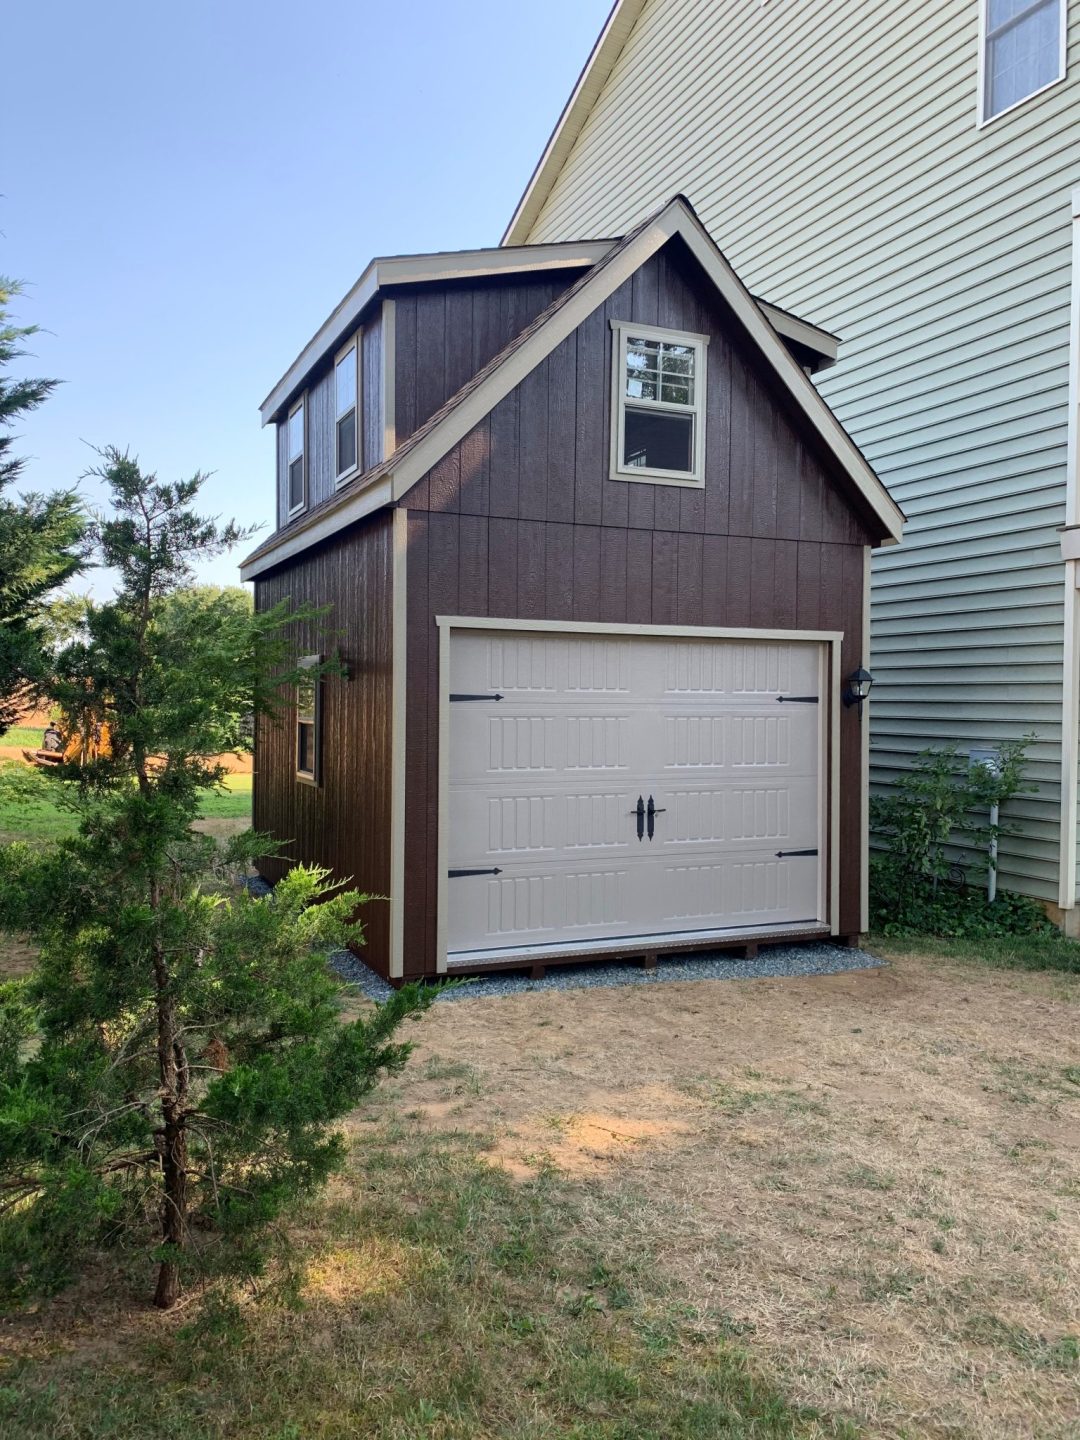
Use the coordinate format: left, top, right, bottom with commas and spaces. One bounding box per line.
610, 321, 708, 487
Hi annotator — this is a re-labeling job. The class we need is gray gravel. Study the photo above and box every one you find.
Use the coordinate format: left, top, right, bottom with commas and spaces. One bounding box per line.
242, 876, 883, 1001
327, 940, 884, 1004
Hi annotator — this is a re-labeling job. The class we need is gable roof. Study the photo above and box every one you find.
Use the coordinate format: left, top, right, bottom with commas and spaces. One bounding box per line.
504, 0, 646, 247
241, 196, 902, 581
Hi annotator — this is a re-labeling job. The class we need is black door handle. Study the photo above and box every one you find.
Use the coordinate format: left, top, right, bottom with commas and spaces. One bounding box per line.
630, 795, 645, 841
646, 795, 666, 841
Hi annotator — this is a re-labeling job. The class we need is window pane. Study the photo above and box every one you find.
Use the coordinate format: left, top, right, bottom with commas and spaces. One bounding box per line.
336, 410, 357, 476
625, 335, 695, 406
297, 721, 315, 776
335, 346, 357, 419
288, 404, 304, 461
623, 407, 694, 473
289, 455, 304, 510
986, 0, 1060, 116
297, 671, 316, 723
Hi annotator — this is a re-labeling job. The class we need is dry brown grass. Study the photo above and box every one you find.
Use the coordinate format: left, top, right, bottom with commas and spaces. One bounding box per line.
397, 951, 1080, 1439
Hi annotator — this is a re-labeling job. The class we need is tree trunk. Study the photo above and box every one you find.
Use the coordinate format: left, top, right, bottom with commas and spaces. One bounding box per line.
154, 1107, 188, 1309
150, 872, 190, 1311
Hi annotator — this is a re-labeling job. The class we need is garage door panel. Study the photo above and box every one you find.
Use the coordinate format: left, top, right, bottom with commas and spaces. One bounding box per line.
661, 855, 817, 928
450, 787, 638, 862
445, 630, 825, 957
660, 778, 818, 850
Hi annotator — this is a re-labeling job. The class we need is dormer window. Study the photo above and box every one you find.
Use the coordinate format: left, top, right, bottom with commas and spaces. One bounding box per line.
287, 399, 306, 516
610, 321, 707, 486
335, 338, 359, 483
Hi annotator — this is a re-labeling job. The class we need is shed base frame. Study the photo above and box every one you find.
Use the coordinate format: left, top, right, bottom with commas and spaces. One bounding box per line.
392, 925, 834, 984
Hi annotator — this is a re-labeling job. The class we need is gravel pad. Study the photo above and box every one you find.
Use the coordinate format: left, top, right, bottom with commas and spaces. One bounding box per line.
327, 941, 884, 1004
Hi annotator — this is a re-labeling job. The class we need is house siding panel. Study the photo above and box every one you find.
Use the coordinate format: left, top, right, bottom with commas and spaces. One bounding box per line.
519, 0, 1080, 902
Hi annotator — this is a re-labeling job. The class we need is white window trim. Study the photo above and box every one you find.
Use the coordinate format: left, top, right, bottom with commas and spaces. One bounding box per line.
609, 319, 708, 488
286, 395, 307, 518
334, 332, 362, 487
295, 653, 321, 785
977, 0, 1067, 128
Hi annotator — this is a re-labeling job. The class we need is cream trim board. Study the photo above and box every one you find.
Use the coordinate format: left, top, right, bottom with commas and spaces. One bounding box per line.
609, 319, 708, 487
435, 616, 844, 645
434, 617, 843, 972
240, 475, 393, 581
860, 547, 872, 933
382, 299, 397, 463
389, 509, 408, 979
435, 620, 452, 976
1057, 183, 1080, 911
976, 0, 1067, 128
333, 332, 362, 488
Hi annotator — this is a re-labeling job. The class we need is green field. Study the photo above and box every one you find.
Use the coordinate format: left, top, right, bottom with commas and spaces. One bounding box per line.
0, 770, 252, 844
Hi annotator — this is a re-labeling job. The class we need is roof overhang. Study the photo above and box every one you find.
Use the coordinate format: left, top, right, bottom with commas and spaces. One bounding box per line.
242, 197, 901, 582
259, 240, 613, 426
503, 0, 647, 247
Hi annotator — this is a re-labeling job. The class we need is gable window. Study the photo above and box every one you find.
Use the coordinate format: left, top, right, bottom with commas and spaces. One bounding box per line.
335, 337, 360, 483
295, 655, 321, 784
610, 321, 707, 486
287, 398, 306, 515
980, 0, 1065, 123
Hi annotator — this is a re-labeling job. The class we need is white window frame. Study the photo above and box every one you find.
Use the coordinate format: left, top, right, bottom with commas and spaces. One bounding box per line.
334, 332, 362, 486
286, 396, 307, 517
977, 0, 1067, 127
295, 654, 322, 785
609, 319, 708, 488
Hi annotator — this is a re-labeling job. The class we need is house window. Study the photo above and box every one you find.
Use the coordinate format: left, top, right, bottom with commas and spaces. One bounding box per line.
287, 399, 306, 515
295, 655, 321, 783
610, 321, 708, 486
980, 0, 1065, 123
335, 338, 359, 482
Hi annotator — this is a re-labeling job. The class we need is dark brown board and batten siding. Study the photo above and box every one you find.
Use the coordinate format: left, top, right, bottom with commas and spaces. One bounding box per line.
398, 238, 874, 979
253, 512, 394, 974
391, 273, 583, 445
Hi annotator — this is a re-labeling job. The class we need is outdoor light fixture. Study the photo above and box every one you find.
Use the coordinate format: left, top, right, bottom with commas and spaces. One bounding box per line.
843, 667, 874, 710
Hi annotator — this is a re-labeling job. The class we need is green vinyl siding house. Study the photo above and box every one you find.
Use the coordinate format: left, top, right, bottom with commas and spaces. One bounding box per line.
504, 0, 1080, 925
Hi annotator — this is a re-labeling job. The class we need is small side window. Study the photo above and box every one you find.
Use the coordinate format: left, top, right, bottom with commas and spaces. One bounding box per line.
287, 399, 306, 515
296, 655, 321, 784
610, 321, 708, 486
334, 338, 360, 483
980, 0, 1065, 123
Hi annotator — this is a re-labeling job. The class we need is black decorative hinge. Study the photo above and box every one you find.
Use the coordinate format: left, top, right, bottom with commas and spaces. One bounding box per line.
450, 693, 504, 702
775, 848, 819, 858
776, 695, 818, 704
448, 867, 503, 878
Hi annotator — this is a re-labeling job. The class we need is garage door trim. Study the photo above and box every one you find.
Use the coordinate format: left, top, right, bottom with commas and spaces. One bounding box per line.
434, 616, 843, 974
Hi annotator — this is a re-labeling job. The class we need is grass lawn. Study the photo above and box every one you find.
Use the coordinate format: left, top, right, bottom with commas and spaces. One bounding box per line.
1, 937, 1077, 1437
0, 770, 252, 844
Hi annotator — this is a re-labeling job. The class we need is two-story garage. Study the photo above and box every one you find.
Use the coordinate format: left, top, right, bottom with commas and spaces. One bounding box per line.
240, 195, 903, 984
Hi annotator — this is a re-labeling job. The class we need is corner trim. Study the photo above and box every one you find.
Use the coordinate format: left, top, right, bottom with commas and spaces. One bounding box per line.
389, 509, 408, 979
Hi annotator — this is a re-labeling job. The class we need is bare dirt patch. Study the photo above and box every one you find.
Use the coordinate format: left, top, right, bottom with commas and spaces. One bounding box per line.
398, 953, 1080, 1439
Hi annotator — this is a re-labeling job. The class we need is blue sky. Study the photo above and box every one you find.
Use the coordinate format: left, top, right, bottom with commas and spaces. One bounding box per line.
5, 0, 610, 589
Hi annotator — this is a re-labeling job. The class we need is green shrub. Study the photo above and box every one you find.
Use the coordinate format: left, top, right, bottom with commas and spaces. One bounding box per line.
869, 738, 1046, 938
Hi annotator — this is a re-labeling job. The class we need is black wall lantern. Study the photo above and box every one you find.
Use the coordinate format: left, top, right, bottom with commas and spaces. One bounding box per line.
843, 666, 874, 711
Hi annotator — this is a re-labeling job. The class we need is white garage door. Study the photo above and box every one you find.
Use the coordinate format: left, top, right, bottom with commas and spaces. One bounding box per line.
445, 629, 825, 964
